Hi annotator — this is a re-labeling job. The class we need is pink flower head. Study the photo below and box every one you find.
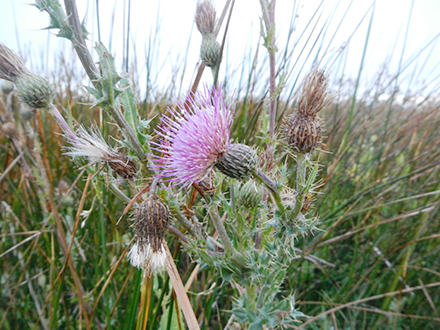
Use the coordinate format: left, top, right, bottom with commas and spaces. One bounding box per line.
151, 85, 233, 191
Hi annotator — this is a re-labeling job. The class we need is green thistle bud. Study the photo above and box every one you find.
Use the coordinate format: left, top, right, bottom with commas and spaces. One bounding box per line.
200, 34, 221, 68
238, 180, 263, 208
0, 44, 55, 109
215, 143, 258, 179
15, 73, 55, 109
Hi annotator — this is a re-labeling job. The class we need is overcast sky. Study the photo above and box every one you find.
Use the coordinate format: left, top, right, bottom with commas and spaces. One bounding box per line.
2, 0, 440, 99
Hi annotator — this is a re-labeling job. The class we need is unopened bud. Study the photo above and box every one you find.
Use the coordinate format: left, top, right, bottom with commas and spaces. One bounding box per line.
19, 103, 36, 121
15, 73, 55, 109
238, 180, 263, 208
0, 44, 55, 109
215, 143, 258, 179
200, 34, 221, 68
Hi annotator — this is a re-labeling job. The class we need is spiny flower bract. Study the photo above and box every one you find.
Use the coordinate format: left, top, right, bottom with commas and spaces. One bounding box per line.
151, 86, 233, 190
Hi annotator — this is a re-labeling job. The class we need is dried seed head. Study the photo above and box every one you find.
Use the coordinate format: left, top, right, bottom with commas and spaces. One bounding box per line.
108, 156, 137, 180
215, 143, 258, 179
64, 126, 137, 179
195, 0, 217, 36
238, 180, 263, 208
129, 198, 170, 276
286, 113, 322, 154
297, 69, 331, 117
0, 44, 29, 82
286, 69, 332, 154
200, 34, 221, 68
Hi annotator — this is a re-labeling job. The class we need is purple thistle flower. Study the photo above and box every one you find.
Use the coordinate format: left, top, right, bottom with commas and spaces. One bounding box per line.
151, 85, 233, 190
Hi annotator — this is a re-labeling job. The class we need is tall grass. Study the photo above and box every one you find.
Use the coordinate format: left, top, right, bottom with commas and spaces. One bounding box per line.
1, 0, 440, 329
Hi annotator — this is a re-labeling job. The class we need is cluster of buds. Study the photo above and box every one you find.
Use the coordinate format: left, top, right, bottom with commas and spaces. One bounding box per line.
0, 43, 54, 109
285, 70, 332, 154
128, 197, 170, 276
195, 0, 221, 69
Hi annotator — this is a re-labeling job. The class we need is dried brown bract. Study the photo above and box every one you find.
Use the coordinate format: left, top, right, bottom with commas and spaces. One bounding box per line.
286, 70, 333, 154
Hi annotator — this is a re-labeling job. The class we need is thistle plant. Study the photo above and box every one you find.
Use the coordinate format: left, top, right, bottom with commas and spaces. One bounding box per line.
0, 0, 335, 328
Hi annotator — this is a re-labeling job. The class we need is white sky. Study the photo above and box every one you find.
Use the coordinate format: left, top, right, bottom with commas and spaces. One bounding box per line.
2, 0, 440, 99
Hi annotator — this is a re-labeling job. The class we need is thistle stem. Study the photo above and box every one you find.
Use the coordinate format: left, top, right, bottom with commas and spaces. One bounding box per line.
253, 168, 285, 214
290, 153, 307, 220
259, 0, 277, 160
207, 205, 247, 268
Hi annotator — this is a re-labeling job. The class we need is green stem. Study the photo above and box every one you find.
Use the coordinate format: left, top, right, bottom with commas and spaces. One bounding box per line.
168, 201, 202, 240
290, 153, 307, 221
207, 204, 247, 268
253, 168, 285, 214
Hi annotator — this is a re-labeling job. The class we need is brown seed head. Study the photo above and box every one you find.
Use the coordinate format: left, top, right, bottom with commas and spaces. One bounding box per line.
286, 69, 332, 154
108, 156, 137, 180
133, 197, 170, 253
286, 113, 322, 154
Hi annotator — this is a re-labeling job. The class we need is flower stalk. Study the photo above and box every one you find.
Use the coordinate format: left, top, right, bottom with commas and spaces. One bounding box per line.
252, 168, 285, 214
259, 0, 278, 162
290, 153, 307, 221
207, 204, 247, 268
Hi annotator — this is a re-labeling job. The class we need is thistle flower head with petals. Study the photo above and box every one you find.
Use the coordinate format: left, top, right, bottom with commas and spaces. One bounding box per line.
151, 85, 233, 191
